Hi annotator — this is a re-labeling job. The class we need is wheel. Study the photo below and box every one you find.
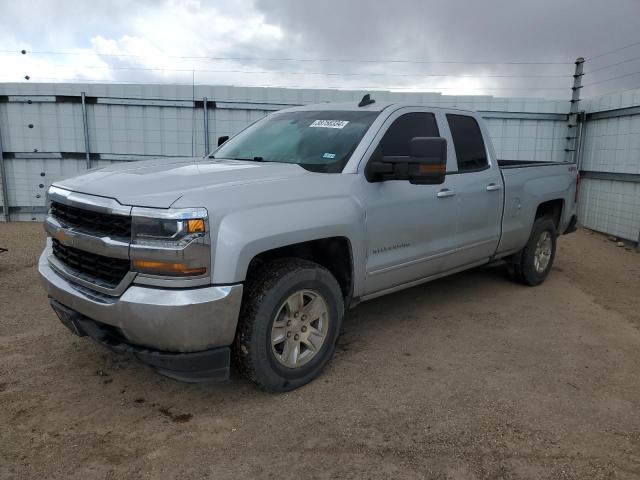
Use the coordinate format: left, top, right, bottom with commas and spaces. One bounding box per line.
507, 217, 557, 286
234, 258, 344, 392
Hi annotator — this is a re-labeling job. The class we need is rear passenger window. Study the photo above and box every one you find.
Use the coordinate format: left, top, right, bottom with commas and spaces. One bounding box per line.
379, 112, 439, 157
446, 114, 488, 172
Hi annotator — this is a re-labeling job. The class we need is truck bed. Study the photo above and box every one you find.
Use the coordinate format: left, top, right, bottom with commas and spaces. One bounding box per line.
496, 160, 578, 257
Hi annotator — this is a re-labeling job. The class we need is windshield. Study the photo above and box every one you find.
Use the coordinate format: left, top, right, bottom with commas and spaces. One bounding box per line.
213, 110, 380, 173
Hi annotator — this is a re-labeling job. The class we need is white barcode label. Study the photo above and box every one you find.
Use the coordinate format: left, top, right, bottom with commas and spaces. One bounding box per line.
309, 120, 349, 129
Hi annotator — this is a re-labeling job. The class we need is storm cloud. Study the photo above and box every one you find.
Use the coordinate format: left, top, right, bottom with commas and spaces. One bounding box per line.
1, 0, 639, 99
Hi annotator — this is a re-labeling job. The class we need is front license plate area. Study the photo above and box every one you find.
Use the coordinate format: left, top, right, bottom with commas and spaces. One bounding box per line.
49, 299, 86, 337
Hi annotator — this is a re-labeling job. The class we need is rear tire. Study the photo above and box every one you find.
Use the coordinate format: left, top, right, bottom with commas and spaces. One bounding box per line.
507, 217, 557, 286
233, 258, 344, 392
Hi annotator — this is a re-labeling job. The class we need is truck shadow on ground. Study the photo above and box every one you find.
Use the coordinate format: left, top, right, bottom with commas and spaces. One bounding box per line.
336, 264, 514, 354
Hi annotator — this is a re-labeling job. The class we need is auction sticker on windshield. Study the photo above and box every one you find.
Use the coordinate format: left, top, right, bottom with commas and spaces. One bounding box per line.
309, 120, 349, 129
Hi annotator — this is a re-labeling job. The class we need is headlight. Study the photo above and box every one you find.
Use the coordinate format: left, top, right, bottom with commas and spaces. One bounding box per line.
132, 217, 206, 246
130, 207, 210, 278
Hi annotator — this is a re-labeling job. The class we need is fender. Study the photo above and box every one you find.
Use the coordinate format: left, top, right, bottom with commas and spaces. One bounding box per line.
211, 195, 367, 294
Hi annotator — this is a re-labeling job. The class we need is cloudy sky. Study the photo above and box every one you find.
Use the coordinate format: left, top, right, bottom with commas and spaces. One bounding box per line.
1, 0, 640, 99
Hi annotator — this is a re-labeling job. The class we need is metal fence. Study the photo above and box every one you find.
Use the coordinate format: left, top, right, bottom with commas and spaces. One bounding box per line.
0, 82, 573, 222
576, 90, 640, 245
2, 81, 639, 247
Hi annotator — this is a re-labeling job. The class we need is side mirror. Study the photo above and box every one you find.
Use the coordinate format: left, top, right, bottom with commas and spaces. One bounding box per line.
217, 135, 229, 146
407, 137, 447, 184
366, 137, 447, 184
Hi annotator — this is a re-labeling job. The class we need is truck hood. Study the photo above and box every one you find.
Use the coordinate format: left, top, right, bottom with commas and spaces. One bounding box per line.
53, 157, 308, 208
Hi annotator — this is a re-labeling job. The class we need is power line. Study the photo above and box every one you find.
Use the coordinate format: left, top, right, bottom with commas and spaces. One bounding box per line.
584, 55, 640, 75
587, 40, 640, 61
0, 74, 570, 91
0, 48, 574, 66
583, 70, 640, 87
24, 62, 571, 80
589, 83, 640, 98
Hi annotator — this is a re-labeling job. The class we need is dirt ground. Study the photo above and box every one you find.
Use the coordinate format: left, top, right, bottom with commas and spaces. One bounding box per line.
1, 223, 639, 480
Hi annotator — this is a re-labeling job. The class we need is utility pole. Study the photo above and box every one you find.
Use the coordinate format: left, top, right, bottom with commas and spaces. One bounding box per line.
566, 57, 585, 164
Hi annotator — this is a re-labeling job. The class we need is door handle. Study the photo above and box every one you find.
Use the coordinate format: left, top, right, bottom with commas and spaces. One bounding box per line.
437, 189, 456, 198
486, 183, 502, 192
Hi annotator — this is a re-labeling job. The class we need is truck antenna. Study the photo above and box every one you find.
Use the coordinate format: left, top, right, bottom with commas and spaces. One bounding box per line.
358, 94, 375, 107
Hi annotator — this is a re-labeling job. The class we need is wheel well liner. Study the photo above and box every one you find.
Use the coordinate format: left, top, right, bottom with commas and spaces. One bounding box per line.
246, 237, 354, 302
535, 199, 563, 230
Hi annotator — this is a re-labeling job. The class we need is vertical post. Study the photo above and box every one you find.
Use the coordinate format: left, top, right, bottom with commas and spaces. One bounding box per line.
0, 121, 10, 222
575, 111, 586, 170
81, 92, 91, 169
191, 70, 196, 157
203, 97, 209, 155
566, 57, 585, 163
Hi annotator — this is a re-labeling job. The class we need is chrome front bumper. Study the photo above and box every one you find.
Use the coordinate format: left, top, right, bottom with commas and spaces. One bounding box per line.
39, 249, 243, 352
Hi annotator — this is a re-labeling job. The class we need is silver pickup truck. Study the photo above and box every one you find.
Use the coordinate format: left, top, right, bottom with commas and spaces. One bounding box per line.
39, 97, 578, 391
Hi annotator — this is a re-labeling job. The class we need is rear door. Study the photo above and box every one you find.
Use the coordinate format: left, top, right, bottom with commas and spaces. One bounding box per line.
440, 113, 503, 270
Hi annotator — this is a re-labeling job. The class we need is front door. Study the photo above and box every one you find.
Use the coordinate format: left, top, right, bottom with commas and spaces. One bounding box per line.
361, 110, 460, 295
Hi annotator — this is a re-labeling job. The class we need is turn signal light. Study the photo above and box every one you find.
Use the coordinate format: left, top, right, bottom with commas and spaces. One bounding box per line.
132, 260, 206, 277
418, 164, 446, 174
187, 219, 205, 234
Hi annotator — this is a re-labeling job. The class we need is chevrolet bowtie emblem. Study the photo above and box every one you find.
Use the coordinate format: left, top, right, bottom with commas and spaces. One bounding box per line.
55, 229, 73, 246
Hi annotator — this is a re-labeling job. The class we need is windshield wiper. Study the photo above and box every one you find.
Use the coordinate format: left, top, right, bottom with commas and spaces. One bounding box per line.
230, 156, 265, 162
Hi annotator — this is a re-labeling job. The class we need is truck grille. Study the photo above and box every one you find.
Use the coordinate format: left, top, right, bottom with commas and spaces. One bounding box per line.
52, 238, 130, 288
50, 201, 131, 238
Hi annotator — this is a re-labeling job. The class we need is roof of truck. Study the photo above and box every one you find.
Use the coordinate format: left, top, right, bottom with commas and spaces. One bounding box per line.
284, 100, 476, 115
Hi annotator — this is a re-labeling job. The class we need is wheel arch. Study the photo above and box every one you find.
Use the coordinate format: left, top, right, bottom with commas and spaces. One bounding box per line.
534, 198, 564, 231
245, 236, 355, 306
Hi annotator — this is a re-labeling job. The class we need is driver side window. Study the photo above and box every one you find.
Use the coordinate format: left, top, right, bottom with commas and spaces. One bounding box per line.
378, 112, 440, 157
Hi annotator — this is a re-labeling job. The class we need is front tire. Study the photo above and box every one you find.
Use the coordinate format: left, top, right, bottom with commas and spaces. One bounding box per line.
507, 217, 557, 286
234, 258, 344, 392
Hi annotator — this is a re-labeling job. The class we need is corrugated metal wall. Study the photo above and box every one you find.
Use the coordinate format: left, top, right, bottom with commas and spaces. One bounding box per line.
3, 82, 636, 245
580, 88, 640, 243
0, 82, 572, 222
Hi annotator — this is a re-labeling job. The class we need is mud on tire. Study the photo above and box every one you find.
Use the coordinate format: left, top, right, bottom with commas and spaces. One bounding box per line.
507, 217, 557, 286
233, 258, 344, 392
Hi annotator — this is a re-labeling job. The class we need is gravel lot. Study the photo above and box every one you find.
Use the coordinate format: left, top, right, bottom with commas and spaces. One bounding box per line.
1, 223, 639, 479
